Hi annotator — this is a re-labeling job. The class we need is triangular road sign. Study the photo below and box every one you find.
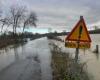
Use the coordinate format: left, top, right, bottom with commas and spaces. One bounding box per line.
66, 16, 91, 42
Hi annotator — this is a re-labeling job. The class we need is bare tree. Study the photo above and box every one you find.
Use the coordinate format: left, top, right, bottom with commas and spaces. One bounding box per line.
0, 18, 11, 33
4, 17, 13, 33
0, 5, 37, 35
0, 18, 7, 32
23, 12, 37, 32
10, 6, 26, 34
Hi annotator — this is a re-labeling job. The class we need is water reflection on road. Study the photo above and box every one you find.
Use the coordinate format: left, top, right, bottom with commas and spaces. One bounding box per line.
0, 38, 52, 80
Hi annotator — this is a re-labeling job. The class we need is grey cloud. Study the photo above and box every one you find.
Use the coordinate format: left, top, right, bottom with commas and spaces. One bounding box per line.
1, 0, 100, 30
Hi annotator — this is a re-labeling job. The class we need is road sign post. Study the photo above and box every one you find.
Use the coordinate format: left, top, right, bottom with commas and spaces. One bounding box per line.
75, 22, 83, 62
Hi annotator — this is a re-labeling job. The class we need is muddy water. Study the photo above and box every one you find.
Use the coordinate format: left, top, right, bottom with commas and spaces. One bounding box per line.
59, 34, 100, 80
0, 38, 52, 80
79, 34, 100, 80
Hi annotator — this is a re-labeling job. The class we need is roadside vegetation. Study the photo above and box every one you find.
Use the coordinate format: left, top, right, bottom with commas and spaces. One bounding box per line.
49, 40, 90, 80
0, 4, 37, 48
0, 32, 30, 48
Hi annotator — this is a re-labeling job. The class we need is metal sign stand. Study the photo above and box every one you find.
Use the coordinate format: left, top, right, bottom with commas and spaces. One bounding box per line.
75, 17, 83, 63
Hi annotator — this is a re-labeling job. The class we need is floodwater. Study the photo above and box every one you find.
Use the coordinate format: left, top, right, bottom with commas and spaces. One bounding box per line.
59, 34, 100, 80
79, 34, 100, 80
0, 37, 52, 80
0, 34, 100, 80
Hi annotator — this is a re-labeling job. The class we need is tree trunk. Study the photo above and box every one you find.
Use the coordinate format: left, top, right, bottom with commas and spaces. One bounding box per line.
1, 23, 4, 33
23, 23, 26, 33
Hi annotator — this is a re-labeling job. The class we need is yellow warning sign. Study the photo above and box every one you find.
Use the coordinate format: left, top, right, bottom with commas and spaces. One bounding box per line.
66, 17, 91, 42
65, 16, 91, 49
65, 42, 90, 49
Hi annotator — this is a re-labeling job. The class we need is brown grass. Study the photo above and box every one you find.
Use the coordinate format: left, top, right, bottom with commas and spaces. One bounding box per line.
0, 39, 26, 49
50, 42, 90, 80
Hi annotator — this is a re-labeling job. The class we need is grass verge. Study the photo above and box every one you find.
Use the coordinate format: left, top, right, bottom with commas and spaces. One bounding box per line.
50, 42, 90, 80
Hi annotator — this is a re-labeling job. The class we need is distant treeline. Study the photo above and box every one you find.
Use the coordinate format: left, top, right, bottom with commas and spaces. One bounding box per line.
0, 29, 99, 48
30, 32, 68, 40
0, 28, 100, 41
89, 29, 100, 34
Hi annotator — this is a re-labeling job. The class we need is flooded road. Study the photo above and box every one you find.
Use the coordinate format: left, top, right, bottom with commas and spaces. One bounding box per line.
0, 37, 52, 80
0, 34, 100, 80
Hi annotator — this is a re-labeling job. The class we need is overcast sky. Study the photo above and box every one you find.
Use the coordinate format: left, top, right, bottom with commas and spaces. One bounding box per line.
1, 0, 100, 31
